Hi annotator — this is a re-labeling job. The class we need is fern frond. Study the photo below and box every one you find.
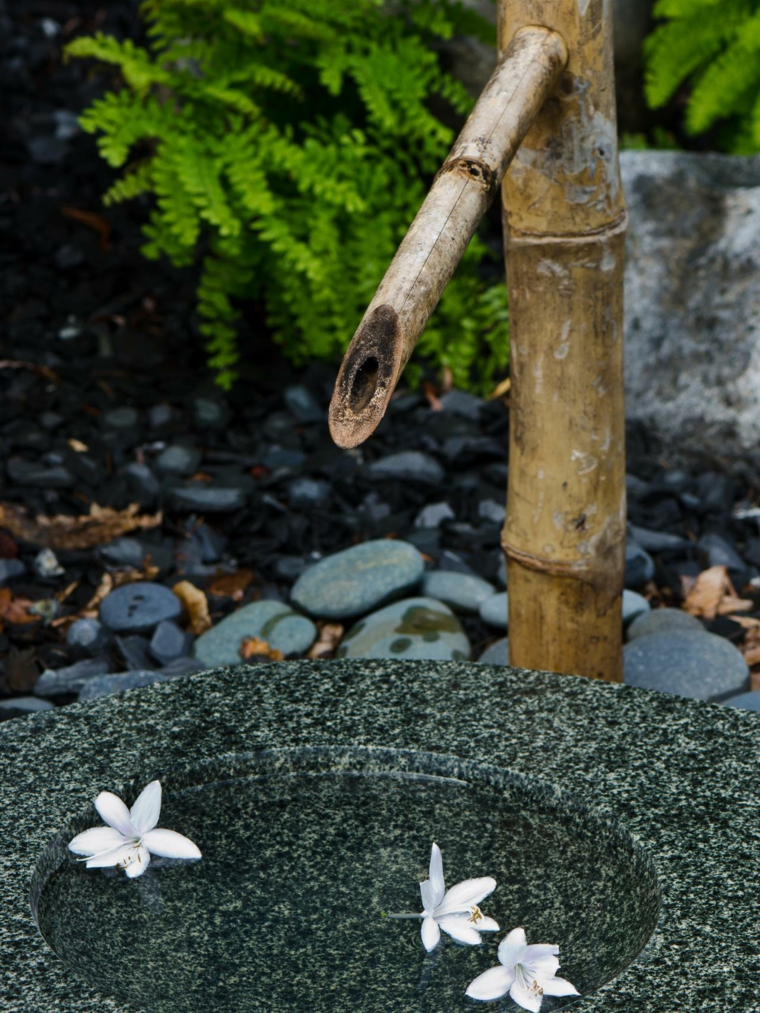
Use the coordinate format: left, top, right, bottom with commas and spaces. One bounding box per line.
103, 161, 154, 204
65, 33, 169, 94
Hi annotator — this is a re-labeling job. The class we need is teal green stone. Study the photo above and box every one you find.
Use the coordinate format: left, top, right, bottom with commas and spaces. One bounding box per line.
339, 597, 471, 660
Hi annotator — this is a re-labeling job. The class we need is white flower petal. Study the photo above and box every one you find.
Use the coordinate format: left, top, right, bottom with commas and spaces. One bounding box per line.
526, 955, 560, 978
124, 844, 151, 878
68, 826, 128, 857
94, 791, 135, 837
435, 876, 496, 916
523, 944, 559, 963
421, 915, 441, 952
475, 915, 500, 933
509, 979, 542, 1013
130, 780, 162, 834
428, 842, 445, 906
420, 879, 438, 913
465, 965, 515, 1002
85, 843, 136, 869
498, 926, 528, 968
437, 914, 484, 946
540, 974, 579, 998
143, 828, 201, 860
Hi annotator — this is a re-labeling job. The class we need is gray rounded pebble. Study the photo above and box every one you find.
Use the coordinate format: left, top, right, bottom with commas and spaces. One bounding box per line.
34, 658, 113, 697
150, 620, 194, 665
367, 452, 444, 486
155, 445, 202, 475
100, 583, 181, 634
66, 618, 110, 657
101, 407, 139, 429
193, 601, 317, 667
627, 607, 703, 641
0, 559, 26, 584
477, 638, 509, 665
169, 487, 246, 512
79, 670, 171, 701
622, 590, 651, 624
290, 539, 424, 620
624, 630, 749, 702
337, 597, 470, 661
479, 592, 508, 629
723, 691, 760, 713
625, 541, 655, 590
421, 571, 496, 614
0, 696, 54, 714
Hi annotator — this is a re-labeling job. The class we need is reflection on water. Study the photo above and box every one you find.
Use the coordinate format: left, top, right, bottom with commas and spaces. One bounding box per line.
36, 757, 659, 1013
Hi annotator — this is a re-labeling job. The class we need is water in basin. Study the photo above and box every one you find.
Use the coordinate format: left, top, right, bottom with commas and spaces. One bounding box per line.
32, 748, 659, 1012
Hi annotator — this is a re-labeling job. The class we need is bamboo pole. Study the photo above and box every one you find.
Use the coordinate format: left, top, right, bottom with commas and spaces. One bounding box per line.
328, 26, 567, 449
499, 0, 627, 681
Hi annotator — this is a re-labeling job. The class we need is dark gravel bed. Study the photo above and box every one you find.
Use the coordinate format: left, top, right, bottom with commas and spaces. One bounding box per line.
3, 0, 760, 719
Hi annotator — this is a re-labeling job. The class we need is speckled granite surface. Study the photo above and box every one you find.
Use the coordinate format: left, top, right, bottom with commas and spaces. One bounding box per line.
1, 660, 759, 1012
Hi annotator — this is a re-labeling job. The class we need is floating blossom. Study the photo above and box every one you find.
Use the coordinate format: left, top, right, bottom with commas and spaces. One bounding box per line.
68, 780, 201, 879
466, 926, 579, 1011
390, 843, 498, 951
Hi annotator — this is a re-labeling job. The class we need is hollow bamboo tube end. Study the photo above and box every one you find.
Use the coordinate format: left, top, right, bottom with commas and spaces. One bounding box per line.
328, 305, 404, 449
329, 25, 567, 449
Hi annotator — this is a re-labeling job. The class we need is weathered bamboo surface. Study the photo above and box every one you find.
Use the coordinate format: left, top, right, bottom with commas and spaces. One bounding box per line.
499, 0, 627, 681
329, 26, 567, 449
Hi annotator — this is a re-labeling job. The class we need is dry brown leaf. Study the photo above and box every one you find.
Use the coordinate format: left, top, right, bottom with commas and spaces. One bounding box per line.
0, 588, 41, 629
61, 205, 111, 249
682, 566, 749, 620
487, 376, 511, 400
0, 359, 61, 384
5, 646, 39, 692
240, 636, 284, 661
744, 645, 760, 667
716, 596, 753, 616
0, 502, 162, 550
307, 622, 344, 660
751, 669, 760, 692
422, 381, 443, 411
727, 615, 760, 630
173, 581, 212, 634
207, 569, 253, 601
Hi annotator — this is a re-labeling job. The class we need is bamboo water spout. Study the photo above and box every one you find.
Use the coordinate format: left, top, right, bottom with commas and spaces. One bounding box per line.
329, 0, 626, 683
328, 26, 567, 449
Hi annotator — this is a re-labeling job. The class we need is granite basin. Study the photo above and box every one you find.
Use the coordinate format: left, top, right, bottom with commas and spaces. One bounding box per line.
1, 659, 759, 1012
31, 747, 659, 1013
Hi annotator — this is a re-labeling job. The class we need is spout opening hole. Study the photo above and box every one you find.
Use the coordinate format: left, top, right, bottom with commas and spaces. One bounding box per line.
349, 356, 380, 412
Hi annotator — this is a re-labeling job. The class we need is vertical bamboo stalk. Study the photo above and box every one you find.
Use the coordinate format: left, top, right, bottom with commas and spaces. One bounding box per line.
499, 0, 627, 681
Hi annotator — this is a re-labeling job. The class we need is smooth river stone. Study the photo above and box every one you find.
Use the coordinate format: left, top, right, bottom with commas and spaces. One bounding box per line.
290, 539, 424, 620
479, 591, 508, 629
723, 690, 760, 712
627, 607, 704, 641
99, 582, 182, 634
477, 638, 509, 665
336, 597, 471, 661
622, 590, 650, 624
624, 630, 749, 702
193, 601, 317, 667
421, 571, 495, 614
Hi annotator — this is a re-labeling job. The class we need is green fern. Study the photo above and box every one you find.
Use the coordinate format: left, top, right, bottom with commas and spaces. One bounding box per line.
66, 0, 508, 391
645, 0, 760, 151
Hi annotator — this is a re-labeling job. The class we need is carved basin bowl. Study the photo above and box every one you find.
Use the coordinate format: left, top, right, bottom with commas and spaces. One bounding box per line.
32, 746, 659, 1013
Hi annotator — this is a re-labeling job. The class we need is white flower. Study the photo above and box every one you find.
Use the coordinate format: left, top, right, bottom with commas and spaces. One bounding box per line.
465, 926, 579, 1011
389, 842, 498, 951
68, 780, 201, 879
